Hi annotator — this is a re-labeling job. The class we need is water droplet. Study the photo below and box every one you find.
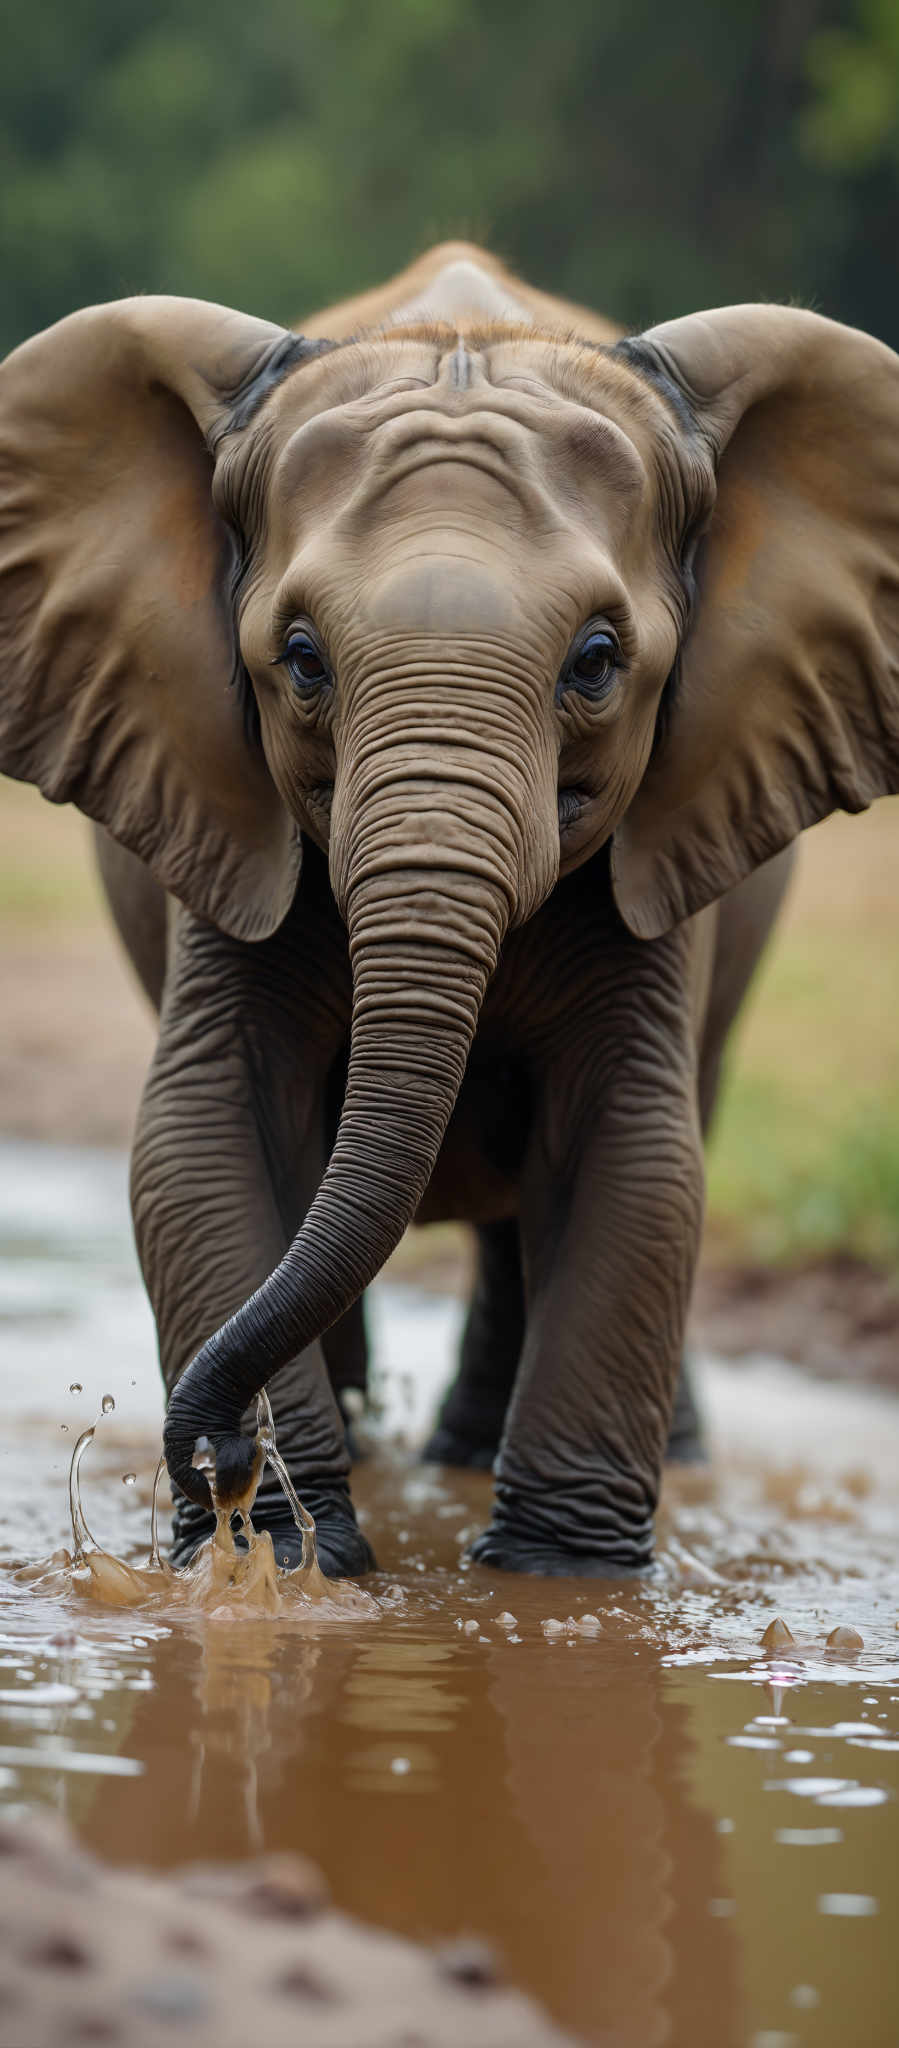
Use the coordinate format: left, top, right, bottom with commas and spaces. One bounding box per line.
462, 1618, 479, 1636
495, 1612, 517, 1628
122, 1473, 136, 1487
101, 1395, 115, 1415
69, 1382, 82, 1394
390, 1756, 411, 1775
60, 1424, 68, 1433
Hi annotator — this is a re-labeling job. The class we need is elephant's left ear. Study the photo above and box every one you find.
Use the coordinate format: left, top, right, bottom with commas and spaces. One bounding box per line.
0, 297, 326, 940
612, 304, 899, 938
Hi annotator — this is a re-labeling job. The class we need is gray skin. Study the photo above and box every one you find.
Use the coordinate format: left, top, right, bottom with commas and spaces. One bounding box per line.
97, 817, 793, 1573
4, 243, 899, 1578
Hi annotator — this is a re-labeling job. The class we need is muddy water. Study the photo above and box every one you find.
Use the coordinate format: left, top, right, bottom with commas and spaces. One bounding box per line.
0, 1144, 897, 2047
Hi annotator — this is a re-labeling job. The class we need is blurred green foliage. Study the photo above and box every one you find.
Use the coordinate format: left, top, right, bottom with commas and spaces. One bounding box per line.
2, 0, 899, 356
705, 912, 899, 1269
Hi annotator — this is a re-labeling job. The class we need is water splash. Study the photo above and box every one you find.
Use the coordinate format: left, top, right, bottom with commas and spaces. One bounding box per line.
68, 1423, 100, 1566
148, 1454, 166, 1571
53, 1396, 374, 1622
255, 1390, 317, 1573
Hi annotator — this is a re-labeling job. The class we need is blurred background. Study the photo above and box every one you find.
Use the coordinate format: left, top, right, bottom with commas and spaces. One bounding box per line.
2, 0, 898, 1371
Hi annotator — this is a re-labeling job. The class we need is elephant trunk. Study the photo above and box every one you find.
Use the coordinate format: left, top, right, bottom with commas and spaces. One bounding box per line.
164, 709, 557, 1511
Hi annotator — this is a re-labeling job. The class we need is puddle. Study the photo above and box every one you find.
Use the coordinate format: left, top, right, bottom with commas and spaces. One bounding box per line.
0, 1141, 897, 2046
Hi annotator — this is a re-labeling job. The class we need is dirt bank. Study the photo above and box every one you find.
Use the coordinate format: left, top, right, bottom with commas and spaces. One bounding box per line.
0, 1813, 574, 2046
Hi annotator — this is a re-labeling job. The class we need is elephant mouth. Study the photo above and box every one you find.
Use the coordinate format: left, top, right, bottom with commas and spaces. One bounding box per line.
557, 786, 589, 832
304, 782, 335, 839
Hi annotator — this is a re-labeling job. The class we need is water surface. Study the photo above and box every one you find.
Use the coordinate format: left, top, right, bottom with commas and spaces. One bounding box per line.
0, 1142, 896, 2046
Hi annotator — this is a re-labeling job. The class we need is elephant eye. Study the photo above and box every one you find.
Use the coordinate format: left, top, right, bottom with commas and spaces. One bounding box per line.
272, 626, 332, 695
558, 627, 621, 703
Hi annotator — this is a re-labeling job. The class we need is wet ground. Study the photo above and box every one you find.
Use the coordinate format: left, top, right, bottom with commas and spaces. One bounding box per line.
0, 1141, 897, 2047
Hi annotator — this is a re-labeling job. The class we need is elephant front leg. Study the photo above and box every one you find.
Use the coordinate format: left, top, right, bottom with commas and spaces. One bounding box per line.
666, 1355, 707, 1463
469, 1058, 704, 1577
133, 908, 373, 1577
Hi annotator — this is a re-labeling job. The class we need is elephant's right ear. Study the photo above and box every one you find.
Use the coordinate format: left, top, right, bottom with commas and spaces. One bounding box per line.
0, 297, 321, 939
611, 304, 899, 940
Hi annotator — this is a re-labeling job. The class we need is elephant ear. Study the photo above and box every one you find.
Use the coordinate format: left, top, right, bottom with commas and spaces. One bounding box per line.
0, 296, 318, 939
612, 304, 899, 939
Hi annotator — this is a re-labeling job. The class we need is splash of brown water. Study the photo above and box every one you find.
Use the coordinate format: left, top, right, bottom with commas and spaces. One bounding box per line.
45, 1393, 375, 1622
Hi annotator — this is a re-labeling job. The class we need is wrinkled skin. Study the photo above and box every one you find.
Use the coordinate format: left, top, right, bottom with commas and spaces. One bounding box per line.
2, 244, 898, 1576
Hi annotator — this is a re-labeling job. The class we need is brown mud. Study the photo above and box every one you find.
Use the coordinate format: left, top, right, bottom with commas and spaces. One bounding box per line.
1, 1810, 574, 2046
0, 1389, 897, 2048
692, 1251, 899, 1392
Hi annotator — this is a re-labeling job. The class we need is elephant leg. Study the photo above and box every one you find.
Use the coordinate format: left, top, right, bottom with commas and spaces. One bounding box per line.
697, 845, 796, 1136
662, 848, 797, 1468
133, 902, 373, 1578
321, 1296, 370, 1457
423, 1219, 524, 1467
469, 940, 705, 1577
665, 1356, 706, 1463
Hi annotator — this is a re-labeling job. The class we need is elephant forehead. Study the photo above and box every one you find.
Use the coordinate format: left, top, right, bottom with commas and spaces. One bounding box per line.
268, 395, 649, 558
360, 555, 525, 636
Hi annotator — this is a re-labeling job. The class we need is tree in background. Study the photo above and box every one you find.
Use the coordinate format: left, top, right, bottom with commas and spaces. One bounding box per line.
1, 0, 897, 353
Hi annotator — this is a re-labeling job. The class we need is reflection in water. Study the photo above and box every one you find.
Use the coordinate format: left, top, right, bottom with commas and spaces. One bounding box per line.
1, 1448, 896, 2046
0, 1143, 897, 2043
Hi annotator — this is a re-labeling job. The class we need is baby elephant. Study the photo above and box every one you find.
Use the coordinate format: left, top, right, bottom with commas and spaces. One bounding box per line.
1, 243, 897, 1576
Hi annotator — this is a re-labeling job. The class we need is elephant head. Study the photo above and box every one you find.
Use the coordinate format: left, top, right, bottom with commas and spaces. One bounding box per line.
1, 292, 897, 1514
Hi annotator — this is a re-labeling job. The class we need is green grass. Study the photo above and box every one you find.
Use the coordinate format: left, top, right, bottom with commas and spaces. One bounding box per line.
708, 1074, 899, 1266
0, 780, 99, 924
706, 919, 899, 1269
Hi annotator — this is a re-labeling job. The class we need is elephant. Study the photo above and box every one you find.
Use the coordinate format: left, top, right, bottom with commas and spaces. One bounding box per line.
1, 241, 897, 1578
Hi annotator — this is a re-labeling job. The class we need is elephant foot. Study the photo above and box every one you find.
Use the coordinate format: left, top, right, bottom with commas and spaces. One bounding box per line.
170, 1489, 376, 1578
467, 1525, 653, 1578
421, 1419, 498, 1470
